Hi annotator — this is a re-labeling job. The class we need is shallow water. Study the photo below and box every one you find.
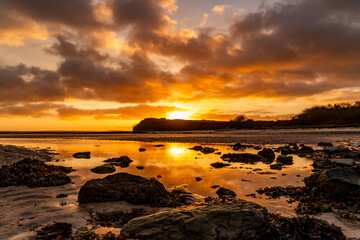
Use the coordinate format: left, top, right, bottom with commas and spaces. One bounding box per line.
0, 130, 359, 239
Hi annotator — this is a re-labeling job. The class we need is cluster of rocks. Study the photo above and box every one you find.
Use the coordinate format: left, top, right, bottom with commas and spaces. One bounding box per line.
89, 155, 133, 174
0, 158, 74, 188
257, 166, 360, 215
89, 208, 147, 228
0, 144, 56, 165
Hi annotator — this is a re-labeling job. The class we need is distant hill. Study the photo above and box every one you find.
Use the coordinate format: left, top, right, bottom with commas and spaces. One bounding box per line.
133, 102, 360, 131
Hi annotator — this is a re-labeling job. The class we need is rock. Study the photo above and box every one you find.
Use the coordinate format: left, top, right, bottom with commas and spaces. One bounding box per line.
253, 146, 262, 150
104, 156, 133, 168
210, 162, 230, 168
136, 166, 145, 170
304, 167, 360, 200
318, 142, 333, 147
346, 151, 360, 159
298, 146, 314, 154
276, 155, 293, 165
121, 202, 270, 240
90, 164, 116, 174
258, 148, 275, 162
269, 214, 345, 240
201, 147, 215, 154
312, 159, 335, 169
221, 153, 263, 163
257, 171, 276, 175
154, 144, 165, 147
210, 185, 220, 189
189, 146, 203, 151
323, 146, 349, 154
332, 158, 355, 167
90, 208, 147, 228
216, 187, 236, 198
36, 222, 72, 240
0, 158, 74, 188
78, 173, 172, 206
72, 152, 90, 159
232, 143, 246, 150
195, 177, 202, 181
270, 164, 282, 170
56, 193, 68, 198
157, 175, 162, 178
139, 148, 146, 152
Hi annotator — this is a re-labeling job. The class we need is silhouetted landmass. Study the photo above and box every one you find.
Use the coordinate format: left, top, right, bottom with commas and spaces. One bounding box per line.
133, 102, 360, 131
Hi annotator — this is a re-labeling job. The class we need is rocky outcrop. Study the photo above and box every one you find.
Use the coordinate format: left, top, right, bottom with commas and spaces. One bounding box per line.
210, 162, 231, 168
78, 173, 172, 206
120, 202, 271, 240
221, 153, 263, 163
216, 187, 236, 198
90, 164, 116, 174
304, 167, 360, 200
0, 158, 74, 188
103, 156, 133, 168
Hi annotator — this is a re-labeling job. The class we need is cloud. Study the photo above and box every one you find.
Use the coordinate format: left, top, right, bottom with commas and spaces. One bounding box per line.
0, 103, 62, 118
212, 5, 230, 14
0, 0, 360, 122
57, 104, 181, 120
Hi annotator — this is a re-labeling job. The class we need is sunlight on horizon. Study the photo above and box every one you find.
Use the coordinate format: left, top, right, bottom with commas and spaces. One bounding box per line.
167, 111, 193, 120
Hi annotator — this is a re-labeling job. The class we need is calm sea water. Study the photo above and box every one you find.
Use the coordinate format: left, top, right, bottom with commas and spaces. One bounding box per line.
0, 129, 359, 239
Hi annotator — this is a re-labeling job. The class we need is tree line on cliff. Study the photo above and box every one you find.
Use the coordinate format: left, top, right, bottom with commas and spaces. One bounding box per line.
133, 102, 360, 131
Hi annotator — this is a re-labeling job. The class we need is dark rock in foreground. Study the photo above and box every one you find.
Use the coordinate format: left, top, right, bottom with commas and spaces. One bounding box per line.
89, 208, 147, 228
72, 151, 90, 159
304, 167, 360, 200
0, 158, 74, 188
221, 153, 263, 163
318, 142, 333, 147
36, 222, 72, 240
269, 214, 345, 240
104, 156, 133, 168
78, 173, 172, 206
90, 164, 116, 174
121, 202, 271, 240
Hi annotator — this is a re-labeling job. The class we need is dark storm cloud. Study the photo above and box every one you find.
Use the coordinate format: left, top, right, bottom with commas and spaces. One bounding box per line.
58, 52, 172, 103
0, 64, 65, 102
0, 0, 100, 29
0, 0, 360, 108
45, 35, 109, 61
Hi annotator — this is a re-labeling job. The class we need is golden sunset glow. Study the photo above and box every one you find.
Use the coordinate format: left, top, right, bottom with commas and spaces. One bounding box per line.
167, 111, 193, 120
0, 0, 359, 131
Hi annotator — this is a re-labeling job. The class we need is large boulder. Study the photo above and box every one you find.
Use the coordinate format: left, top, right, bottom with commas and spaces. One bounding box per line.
221, 153, 263, 163
120, 202, 271, 240
78, 173, 172, 206
304, 167, 360, 199
0, 158, 74, 188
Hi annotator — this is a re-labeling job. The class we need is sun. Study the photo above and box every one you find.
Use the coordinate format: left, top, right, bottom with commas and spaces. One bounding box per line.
167, 111, 192, 120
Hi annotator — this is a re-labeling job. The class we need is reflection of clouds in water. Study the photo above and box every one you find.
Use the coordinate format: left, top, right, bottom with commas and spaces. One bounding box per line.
0, 138, 316, 216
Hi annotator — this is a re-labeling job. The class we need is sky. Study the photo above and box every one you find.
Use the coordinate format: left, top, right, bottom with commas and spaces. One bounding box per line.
0, 0, 359, 131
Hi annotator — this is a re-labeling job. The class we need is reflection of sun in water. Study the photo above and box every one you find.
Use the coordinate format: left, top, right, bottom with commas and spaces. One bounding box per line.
167, 111, 192, 120
168, 147, 187, 156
